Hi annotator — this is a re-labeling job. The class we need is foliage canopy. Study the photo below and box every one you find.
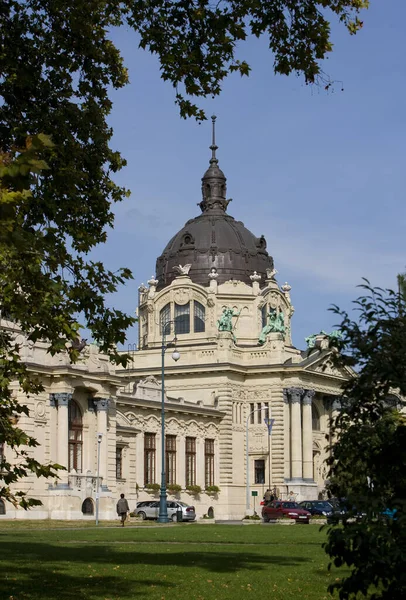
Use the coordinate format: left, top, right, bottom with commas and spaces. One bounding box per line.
325, 283, 406, 600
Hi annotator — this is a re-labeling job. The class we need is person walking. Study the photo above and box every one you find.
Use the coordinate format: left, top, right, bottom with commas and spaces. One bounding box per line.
263, 489, 272, 503
116, 493, 130, 526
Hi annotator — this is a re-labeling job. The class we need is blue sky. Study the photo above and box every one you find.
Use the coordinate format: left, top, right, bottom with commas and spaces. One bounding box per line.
93, 1, 405, 349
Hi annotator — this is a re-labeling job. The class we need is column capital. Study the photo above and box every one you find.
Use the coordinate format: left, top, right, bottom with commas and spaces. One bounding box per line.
50, 392, 72, 407
302, 389, 315, 405
93, 397, 110, 411
285, 387, 304, 403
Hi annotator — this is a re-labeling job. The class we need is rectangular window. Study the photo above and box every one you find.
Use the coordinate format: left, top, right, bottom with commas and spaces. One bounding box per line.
254, 459, 265, 484
194, 301, 205, 333
264, 403, 269, 421
185, 437, 196, 486
144, 433, 156, 485
257, 403, 262, 423
166, 435, 176, 485
250, 403, 255, 424
116, 447, 123, 480
175, 302, 190, 334
261, 304, 267, 328
205, 439, 215, 487
160, 303, 171, 335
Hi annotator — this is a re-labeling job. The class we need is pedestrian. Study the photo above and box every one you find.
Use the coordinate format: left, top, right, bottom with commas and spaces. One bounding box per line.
116, 493, 130, 526
263, 488, 272, 503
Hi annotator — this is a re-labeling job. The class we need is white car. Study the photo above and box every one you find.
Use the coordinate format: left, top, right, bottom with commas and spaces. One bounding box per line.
135, 500, 196, 522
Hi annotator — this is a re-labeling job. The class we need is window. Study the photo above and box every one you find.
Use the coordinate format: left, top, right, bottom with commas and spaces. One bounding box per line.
205, 439, 215, 487
68, 400, 82, 472
261, 304, 267, 328
144, 433, 156, 485
257, 403, 262, 424
81, 498, 94, 515
254, 459, 265, 484
166, 435, 176, 485
312, 405, 320, 430
264, 403, 269, 420
116, 447, 123, 480
160, 303, 171, 335
0, 499, 5, 515
194, 301, 205, 333
250, 403, 255, 424
175, 302, 190, 334
185, 437, 196, 486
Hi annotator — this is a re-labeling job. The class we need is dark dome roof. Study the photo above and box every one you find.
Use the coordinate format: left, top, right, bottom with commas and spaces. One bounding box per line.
155, 117, 274, 289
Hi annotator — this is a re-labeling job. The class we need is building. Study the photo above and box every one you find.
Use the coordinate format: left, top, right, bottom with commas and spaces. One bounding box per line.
0, 121, 350, 520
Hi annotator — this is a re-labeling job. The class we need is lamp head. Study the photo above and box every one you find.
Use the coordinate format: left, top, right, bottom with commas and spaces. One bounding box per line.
171, 349, 180, 362
97, 433, 103, 443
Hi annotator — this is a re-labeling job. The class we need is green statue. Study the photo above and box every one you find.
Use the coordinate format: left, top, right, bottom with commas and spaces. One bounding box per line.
217, 307, 240, 332
305, 329, 342, 348
259, 308, 285, 344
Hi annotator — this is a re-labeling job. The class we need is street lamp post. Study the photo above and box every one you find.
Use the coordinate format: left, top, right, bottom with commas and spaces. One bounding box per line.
245, 406, 274, 512
157, 321, 180, 523
95, 432, 103, 525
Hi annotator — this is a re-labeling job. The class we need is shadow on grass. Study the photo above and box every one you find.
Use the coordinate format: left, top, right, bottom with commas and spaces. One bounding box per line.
0, 540, 312, 599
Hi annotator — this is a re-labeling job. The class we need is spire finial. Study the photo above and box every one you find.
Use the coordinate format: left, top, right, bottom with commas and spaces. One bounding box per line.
210, 114, 218, 164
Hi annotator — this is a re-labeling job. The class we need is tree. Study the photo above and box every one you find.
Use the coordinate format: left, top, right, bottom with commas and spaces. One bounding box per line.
1, 2, 369, 505
324, 282, 406, 600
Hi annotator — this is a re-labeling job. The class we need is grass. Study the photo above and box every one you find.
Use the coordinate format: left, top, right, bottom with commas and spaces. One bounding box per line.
0, 522, 345, 600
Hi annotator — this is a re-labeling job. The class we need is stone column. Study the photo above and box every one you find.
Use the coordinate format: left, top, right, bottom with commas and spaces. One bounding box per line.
51, 392, 72, 487
94, 398, 109, 489
302, 389, 315, 481
288, 387, 304, 480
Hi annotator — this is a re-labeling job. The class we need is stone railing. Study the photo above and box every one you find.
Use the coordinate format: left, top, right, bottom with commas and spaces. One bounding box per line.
68, 472, 103, 493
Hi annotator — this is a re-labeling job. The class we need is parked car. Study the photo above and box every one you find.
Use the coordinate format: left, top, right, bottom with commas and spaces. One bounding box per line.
298, 500, 334, 517
262, 501, 311, 523
134, 500, 196, 522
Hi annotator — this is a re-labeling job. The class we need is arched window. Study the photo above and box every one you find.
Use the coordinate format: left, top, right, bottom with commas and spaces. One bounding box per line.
81, 497, 94, 515
68, 400, 83, 472
0, 499, 5, 515
194, 301, 205, 333
175, 302, 190, 334
160, 303, 171, 335
312, 404, 320, 431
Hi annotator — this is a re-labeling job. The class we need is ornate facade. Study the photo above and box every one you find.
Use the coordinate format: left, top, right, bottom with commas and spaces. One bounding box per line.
0, 120, 350, 520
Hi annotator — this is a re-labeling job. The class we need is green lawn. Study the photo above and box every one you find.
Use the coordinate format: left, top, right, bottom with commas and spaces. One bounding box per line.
0, 522, 344, 600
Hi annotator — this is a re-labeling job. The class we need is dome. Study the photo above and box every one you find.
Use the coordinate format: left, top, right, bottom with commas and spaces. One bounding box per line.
155, 117, 274, 289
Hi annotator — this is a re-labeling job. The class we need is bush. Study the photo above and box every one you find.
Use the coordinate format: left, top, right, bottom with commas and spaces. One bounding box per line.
205, 485, 220, 493
144, 483, 160, 492
186, 485, 202, 494
167, 484, 182, 494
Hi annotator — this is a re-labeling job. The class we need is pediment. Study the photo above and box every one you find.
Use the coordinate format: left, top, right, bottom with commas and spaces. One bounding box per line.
303, 352, 353, 380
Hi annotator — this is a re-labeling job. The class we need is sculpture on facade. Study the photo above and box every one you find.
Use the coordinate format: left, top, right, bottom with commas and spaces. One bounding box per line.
305, 330, 343, 348
217, 307, 240, 332
258, 308, 285, 344
173, 264, 192, 275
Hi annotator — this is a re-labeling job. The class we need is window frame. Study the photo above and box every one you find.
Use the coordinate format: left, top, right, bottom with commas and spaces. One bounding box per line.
185, 436, 196, 487
254, 459, 265, 484
204, 439, 215, 487
165, 435, 177, 485
68, 400, 83, 473
144, 433, 156, 485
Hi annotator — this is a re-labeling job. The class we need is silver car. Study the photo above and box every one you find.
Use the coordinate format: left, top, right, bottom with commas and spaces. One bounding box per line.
135, 500, 196, 522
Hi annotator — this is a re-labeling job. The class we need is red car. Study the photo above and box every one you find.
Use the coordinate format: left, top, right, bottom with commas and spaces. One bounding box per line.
262, 501, 311, 523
